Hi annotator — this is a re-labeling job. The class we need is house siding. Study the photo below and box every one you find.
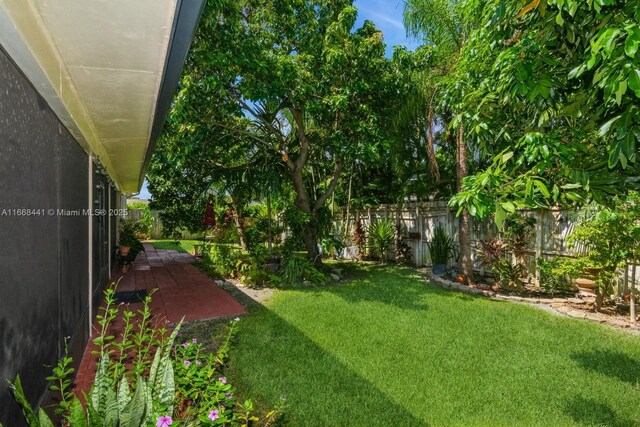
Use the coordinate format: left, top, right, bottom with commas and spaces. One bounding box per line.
0, 47, 111, 425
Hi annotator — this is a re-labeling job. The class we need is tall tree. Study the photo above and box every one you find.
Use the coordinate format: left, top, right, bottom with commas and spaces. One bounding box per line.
403, 0, 483, 279
158, 0, 396, 265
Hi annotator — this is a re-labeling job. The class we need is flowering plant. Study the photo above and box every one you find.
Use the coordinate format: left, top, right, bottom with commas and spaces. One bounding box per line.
173, 322, 237, 424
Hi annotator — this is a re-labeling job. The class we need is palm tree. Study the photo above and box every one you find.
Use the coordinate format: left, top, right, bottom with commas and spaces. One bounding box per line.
403, 0, 480, 280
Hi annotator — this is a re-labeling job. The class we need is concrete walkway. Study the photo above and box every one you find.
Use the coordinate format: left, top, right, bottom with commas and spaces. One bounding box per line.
74, 243, 246, 394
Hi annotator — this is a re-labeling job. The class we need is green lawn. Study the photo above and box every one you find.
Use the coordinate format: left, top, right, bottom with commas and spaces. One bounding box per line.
229, 263, 640, 427
149, 239, 201, 254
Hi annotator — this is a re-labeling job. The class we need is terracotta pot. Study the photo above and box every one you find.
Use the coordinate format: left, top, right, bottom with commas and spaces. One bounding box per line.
119, 246, 130, 256
575, 277, 597, 293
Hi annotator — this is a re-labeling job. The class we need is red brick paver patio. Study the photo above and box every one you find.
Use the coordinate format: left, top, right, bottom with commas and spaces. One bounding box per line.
73, 243, 246, 394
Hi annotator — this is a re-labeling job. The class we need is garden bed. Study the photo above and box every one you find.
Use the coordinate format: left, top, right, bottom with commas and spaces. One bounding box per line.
427, 270, 640, 331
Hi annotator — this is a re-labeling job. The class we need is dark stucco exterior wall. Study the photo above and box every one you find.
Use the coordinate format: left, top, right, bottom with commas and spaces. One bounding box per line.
0, 47, 108, 425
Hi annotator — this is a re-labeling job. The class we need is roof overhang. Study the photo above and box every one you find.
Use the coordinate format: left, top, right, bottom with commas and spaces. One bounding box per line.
0, 0, 204, 192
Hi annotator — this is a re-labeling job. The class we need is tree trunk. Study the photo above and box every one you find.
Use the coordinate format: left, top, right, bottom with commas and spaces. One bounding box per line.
267, 192, 273, 255
231, 198, 248, 252
291, 166, 322, 266
456, 124, 472, 280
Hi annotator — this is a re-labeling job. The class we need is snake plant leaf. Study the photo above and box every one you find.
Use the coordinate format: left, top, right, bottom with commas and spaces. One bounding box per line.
67, 397, 88, 427
8, 376, 38, 427
37, 409, 54, 427
119, 377, 148, 427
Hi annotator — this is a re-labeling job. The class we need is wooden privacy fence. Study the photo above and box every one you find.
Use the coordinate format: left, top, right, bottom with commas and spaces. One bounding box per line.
333, 201, 640, 292
332, 201, 577, 275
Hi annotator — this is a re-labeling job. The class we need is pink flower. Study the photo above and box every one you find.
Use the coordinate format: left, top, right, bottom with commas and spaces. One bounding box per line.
218, 377, 227, 384
208, 410, 219, 421
195, 360, 202, 365
156, 416, 173, 427
184, 360, 191, 367
225, 392, 233, 399
192, 338, 198, 343
182, 342, 190, 348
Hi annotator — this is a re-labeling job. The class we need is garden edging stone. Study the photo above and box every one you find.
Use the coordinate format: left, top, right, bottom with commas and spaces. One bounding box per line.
425, 270, 639, 332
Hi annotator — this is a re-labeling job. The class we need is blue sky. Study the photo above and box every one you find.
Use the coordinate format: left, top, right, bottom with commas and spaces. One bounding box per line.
137, 1, 417, 200
354, 0, 420, 56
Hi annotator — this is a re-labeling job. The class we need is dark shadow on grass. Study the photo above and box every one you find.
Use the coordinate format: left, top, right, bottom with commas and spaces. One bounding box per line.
571, 350, 640, 386
564, 396, 636, 427
231, 302, 428, 426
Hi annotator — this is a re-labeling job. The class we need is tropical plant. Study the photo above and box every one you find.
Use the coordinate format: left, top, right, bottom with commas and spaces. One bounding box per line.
368, 219, 396, 262
279, 254, 326, 286
476, 238, 505, 272
395, 224, 413, 264
321, 236, 344, 259
10, 285, 178, 426
119, 219, 145, 258
502, 214, 536, 261
491, 258, 528, 293
8, 286, 274, 426
127, 201, 154, 238
537, 257, 575, 297
564, 195, 640, 310
427, 225, 454, 266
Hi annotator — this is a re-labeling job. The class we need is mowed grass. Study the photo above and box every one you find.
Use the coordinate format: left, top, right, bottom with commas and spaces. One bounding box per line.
229, 263, 640, 427
149, 239, 201, 254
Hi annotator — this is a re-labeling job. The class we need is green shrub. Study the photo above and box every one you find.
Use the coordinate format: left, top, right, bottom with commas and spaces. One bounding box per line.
119, 219, 145, 258
368, 219, 395, 262
127, 201, 154, 238
395, 224, 412, 264
321, 236, 344, 259
537, 257, 576, 296
208, 244, 242, 278
427, 225, 454, 265
279, 254, 326, 286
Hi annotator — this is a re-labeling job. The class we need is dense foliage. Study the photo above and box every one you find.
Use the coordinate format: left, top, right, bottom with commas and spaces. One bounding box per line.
449, 0, 640, 222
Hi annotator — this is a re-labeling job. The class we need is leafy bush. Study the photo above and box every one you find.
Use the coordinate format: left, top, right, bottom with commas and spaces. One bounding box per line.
368, 219, 395, 262
427, 225, 454, 266
476, 238, 505, 271
119, 219, 145, 258
127, 201, 154, 239
321, 236, 344, 259
491, 259, 527, 292
236, 254, 279, 288
564, 196, 640, 310
502, 214, 536, 260
279, 254, 326, 286
537, 257, 576, 297
208, 244, 242, 278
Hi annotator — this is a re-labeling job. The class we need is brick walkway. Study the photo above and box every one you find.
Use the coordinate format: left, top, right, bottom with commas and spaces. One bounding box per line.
73, 243, 246, 394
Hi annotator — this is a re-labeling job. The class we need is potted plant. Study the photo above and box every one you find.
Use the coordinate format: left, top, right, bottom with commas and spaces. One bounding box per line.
427, 225, 454, 276
119, 219, 144, 262
565, 200, 639, 311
